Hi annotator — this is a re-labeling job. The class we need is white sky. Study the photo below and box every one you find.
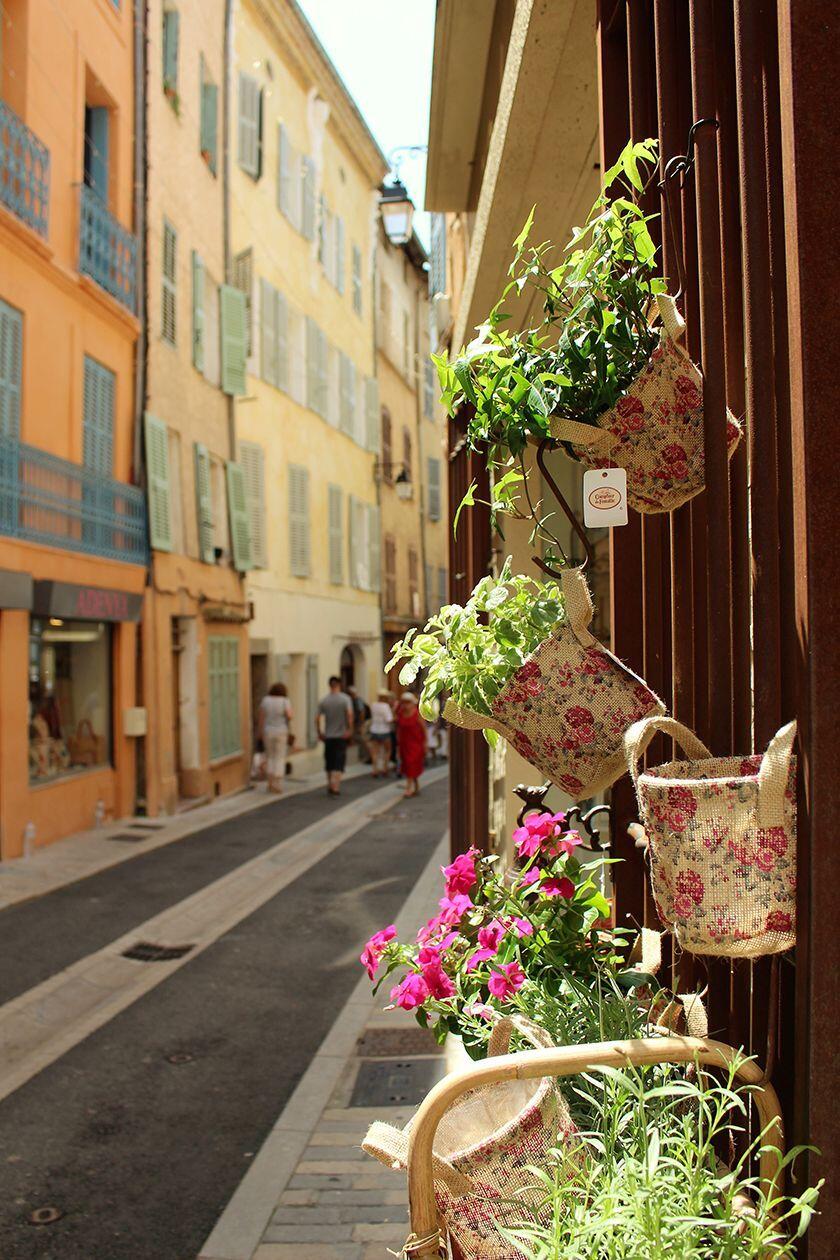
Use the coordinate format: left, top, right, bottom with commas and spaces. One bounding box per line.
296, 0, 436, 247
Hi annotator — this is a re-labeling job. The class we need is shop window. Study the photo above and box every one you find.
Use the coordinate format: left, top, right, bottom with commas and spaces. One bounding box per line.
28, 618, 111, 783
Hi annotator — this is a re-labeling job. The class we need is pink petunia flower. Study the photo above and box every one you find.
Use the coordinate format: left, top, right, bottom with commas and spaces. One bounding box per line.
421, 961, 456, 999
487, 960, 526, 1001
390, 972, 429, 1010
540, 876, 575, 899
465, 920, 507, 970
517, 867, 541, 888
442, 848, 479, 898
512, 917, 534, 938
512, 811, 568, 860
437, 892, 474, 926
465, 997, 495, 1020
360, 925, 397, 980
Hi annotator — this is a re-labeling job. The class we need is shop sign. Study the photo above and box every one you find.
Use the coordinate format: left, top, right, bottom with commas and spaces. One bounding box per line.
33, 581, 143, 623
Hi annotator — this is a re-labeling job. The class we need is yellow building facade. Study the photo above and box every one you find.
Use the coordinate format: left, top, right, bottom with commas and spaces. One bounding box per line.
230, 0, 387, 766
376, 222, 448, 676
142, 0, 252, 814
0, 0, 145, 856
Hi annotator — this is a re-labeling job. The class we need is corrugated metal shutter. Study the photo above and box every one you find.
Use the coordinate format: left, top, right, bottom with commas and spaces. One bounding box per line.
82, 355, 115, 474
162, 220, 177, 345
194, 441, 215, 563
238, 73, 262, 177
192, 250, 205, 372
0, 298, 22, 438
288, 464, 311, 577
226, 460, 253, 571
365, 377, 379, 452
144, 413, 172, 551
260, 277, 277, 386
427, 457, 441, 521
240, 440, 266, 568
220, 284, 247, 396
328, 483, 343, 584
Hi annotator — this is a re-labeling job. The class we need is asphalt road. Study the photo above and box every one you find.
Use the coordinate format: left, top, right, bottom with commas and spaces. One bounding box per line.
0, 774, 448, 1260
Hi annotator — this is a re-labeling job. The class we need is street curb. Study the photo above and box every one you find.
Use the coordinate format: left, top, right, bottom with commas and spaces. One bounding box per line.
197, 827, 450, 1260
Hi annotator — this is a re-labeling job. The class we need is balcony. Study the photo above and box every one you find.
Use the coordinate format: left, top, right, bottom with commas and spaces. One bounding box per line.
78, 184, 137, 313
0, 437, 147, 565
0, 101, 50, 238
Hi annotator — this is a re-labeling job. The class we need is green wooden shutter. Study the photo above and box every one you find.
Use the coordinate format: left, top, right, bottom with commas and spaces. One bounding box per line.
260, 278, 277, 386
232, 248, 253, 357
240, 440, 266, 568
277, 123, 291, 217
144, 413, 173, 551
82, 355, 115, 474
220, 284, 246, 395
288, 464, 310, 577
200, 74, 218, 174
194, 441, 215, 562
192, 250, 205, 372
0, 298, 22, 439
208, 636, 241, 759
352, 244, 362, 316
328, 484, 343, 584
226, 460, 252, 571
162, 220, 177, 345
162, 9, 179, 92
347, 492, 357, 588
238, 73, 261, 177
364, 377, 379, 453
368, 503, 380, 593
276, 290, 289, 392
305, 317, 318, 411
335, 216, 345, 294
301, 157, 315, 240
85, 106, 109, 203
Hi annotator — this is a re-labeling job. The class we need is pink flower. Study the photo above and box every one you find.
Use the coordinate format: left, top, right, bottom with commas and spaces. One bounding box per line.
390, 972, 429, 1010
421, 962, 456, 999
488, 960, 526, 1001
544, 829, 584, 860
437, 892, 474, 926
442, 849, 478, 898
512, 811, 567, 859
465, 997, 495, 1020
512, 918, 534, 938
465, 920, 506, 970
360, 925, 397, 979
540, 876, 575, 899
517, 867, 541, 888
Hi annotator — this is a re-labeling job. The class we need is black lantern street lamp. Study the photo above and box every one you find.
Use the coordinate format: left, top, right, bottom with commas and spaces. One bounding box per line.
379, 178, 414, 246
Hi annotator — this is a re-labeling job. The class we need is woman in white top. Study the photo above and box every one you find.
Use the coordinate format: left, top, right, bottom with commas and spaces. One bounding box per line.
368, 689, 394, 778
258, 683, 293, 793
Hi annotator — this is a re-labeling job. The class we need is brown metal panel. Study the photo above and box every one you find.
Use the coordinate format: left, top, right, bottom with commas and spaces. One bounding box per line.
777, 2, 840, 1248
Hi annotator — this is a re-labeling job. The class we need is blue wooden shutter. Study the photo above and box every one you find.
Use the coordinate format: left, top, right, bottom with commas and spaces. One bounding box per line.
144, 413, 172, 551
84, 106, 110, 203
82, 356, 115, 475
0, 298, 22, 439
200, 69, 218, 174
220, 284, 246, 395
162, 9, 179, 92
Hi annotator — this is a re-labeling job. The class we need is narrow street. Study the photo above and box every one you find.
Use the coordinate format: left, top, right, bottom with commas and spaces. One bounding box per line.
0, 770, 448, 1260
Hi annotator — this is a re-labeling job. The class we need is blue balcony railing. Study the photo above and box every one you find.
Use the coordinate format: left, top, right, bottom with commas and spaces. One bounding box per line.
78, 184, 137, 313
0, 437, 147, 565
0, 101, 50, 237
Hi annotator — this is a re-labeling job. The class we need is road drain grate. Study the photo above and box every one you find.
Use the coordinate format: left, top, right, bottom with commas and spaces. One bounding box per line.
350, 1058, 447, 1107
121, 942, 195, 963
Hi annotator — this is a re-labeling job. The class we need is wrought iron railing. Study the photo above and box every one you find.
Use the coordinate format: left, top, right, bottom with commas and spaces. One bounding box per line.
0, 101, 50, 237
78, 184, 137, 312
0, 437, 147, 564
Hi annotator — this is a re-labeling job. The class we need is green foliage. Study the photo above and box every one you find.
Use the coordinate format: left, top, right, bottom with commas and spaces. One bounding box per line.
387, 558, 564, 725
505, 1061, 821, 1259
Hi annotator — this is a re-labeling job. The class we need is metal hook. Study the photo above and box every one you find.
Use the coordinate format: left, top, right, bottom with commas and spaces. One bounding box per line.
531, 438, 595, 578
657, 117, 720, 301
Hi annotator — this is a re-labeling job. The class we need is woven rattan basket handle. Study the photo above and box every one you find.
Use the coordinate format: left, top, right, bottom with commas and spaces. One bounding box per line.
624, 715, 713, 790
755, 721, 797, 828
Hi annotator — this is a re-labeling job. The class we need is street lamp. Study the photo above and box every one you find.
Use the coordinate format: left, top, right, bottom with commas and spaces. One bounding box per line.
379, 178, 414, 245
374, 459, 413, 499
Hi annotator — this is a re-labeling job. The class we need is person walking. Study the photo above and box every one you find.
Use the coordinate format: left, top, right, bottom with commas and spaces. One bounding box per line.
317, 675, 354, 796
368, 689, 394, 778
395, 691, 426, 798
257, 682, 293, 794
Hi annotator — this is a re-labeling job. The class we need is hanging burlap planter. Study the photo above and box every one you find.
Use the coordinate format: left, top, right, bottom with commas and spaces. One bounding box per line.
624, 716, 797, 957
363, 1016, 577, 1260
548, 295, 742, 514
443, 567, 664, 800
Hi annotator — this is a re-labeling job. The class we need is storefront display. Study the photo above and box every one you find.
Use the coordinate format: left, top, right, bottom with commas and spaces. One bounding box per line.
28, 618, 112, 783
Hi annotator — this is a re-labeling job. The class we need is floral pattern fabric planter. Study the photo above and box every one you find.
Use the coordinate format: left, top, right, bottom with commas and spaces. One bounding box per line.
549, 295, 742, 514
444, 568, 665, 800
625, 716, 797, 957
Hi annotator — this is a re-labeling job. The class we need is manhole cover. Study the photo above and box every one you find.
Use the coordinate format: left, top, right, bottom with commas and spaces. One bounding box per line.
357, 1027, 442, 1057
121, 942, 194, 963
29, 1206, 63, 1226
107, 833, 151, 843
350, 1058, 447, 1107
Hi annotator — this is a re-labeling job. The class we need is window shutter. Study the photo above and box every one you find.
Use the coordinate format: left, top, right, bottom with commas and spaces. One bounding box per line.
339, 353, 352, 434
162, 220, 177, 345
288, 464, 311, 577
301, 157, 316, 240
326, 344, 339, 427
260, 277, 277, 386
368, 504, 380, 593
144, 413, 173, 551
438, 566, 447, 610
0, 298, 22, 439
381, 409, 392, 478
306, 654, 319, 746
352, 245, 362, 316
328, 483, 343, 584
226, 460, 252, 571
277, 123, 291, 217
194, 442, 215, 562
356, 498, 370, 590
232, 247, 253, 358
427, 457, 441, 521
209, 635, 241, 759
423, 359, 435, 418
85, 106, 109, 203
200, 76, 218, 174
365, 377, 379, 452
305, 317, 318, 411
317, 329, 328, 419
347, 493, 357, 588
82, 356, 115, 475
335, 216, 345, 294
239, 440, 266, 568
276, 289, 289, 392
220, 284, 247, 395
162, 9, 179, 91
192, 250, 205, 372
238, 73, 262, 177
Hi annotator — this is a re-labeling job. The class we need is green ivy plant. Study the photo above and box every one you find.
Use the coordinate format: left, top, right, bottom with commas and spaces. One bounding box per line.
433, 138, 664, 536
387, 557, 563, 728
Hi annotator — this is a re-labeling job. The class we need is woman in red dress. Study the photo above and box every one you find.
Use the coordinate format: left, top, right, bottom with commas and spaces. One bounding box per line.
396, 692, 427, 798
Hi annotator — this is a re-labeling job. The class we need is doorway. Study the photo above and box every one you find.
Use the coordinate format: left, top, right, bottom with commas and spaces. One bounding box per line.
339, 645, 355, 691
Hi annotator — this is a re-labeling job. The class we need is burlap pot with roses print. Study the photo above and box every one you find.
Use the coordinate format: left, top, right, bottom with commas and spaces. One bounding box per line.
363, 1017, 578, 1260
624, 715, 797, 957
443, 567, 665, 800
548, 294, 742, 514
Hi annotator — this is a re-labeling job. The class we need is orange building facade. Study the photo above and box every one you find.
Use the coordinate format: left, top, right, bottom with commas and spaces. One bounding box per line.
0, 0, 145, 857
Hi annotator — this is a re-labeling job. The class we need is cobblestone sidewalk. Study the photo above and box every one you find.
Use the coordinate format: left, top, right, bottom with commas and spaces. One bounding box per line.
200, 829, 459, 1260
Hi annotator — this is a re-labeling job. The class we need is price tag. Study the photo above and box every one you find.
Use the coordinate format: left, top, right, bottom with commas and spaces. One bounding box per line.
583, 467, 628, 528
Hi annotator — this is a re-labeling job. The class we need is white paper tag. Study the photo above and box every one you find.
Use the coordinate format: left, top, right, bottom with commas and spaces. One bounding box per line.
583, 467, 628, 528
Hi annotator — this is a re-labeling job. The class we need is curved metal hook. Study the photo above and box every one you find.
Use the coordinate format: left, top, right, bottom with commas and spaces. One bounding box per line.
532, 438, 595, 578
657, 117, 720, 301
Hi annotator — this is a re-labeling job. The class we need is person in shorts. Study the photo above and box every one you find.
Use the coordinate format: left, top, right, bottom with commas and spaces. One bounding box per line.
317, 675, 354, 796
368, 689, 394, 777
